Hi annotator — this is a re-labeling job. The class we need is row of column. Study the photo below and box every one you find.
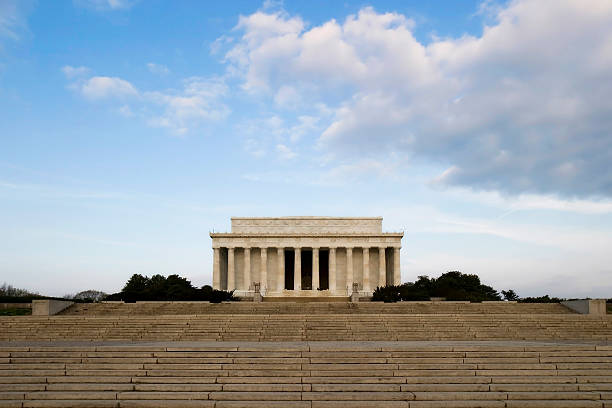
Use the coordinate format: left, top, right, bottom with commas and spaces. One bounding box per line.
213, 247, 401, 293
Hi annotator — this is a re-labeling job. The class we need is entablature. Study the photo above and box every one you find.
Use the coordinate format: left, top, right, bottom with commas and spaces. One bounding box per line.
210, 234, 403, 249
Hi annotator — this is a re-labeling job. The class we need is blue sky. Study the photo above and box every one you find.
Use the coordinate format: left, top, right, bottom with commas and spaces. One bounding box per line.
1, 0, 611, 297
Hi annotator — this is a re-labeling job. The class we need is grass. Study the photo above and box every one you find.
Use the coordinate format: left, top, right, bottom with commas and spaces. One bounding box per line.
0, 308, 31, 316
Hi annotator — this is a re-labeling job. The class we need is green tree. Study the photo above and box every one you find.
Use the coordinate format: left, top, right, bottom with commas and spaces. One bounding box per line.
502, 289, 519, 301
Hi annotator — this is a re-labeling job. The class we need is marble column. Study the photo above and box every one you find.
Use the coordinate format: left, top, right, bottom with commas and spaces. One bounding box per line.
378, 247, 386, 287
363, 247, 370, 292
329, 247, 336, 292
260, 247, 267, 292
294, 248, 301, 290
244, 247, 251, 291
227, 247, 235, 291
213, 247, 220, 290
277, 247, 284, 291
393, 247, 401, 285
312, 248, 319, 291
346, 247, 353, 292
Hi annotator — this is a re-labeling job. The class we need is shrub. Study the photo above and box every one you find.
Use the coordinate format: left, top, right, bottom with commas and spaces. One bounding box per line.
69, 290, 108, 302
502, 290, 519, 301
518, 295, 564, 303
105, 274, 236, 302
372, 271, 501, 302
372, 286, 402, 302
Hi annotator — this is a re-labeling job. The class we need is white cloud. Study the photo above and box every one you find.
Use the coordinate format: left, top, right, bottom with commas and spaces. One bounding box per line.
146, 62, 169, 75
244, 138, 266, 158
225, 1, 612, 198
0, 1, 20, 41
65, 72, 229, 133
274, 85, 300, 108
74, 0, 137, 11
79, 76, 138, 100
262, 0, 283, 11
450, 189, 612, 216
61, 65, 91, 79
324, 158, 397, 183
117, 104, 133, 117
275, 143, 296, 160
144, 77, 229, 134
0, 0, 32, 44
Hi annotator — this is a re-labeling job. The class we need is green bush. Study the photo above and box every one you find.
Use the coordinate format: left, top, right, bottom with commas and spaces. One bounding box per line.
104, 274, 236, 302
372, 272, 574, 304
518, 295, 564, 303
0, 308, 31, 316
372, 271, 501, 302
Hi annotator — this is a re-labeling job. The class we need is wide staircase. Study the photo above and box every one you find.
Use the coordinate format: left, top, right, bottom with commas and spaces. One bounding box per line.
1, 313, 611, 342
1, 342, 611, 407
60, 301, 573, 316
2, 302, 611, 406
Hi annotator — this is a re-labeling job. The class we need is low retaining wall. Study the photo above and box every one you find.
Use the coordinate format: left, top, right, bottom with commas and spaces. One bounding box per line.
32, 300, 73, 316
562, 299, 607, 315
0, 303, 32, 310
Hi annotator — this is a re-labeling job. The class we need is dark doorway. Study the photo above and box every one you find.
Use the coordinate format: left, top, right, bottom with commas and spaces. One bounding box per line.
301, 250, 313, 290
319, 249, 329, 290
284, 249, 294, 290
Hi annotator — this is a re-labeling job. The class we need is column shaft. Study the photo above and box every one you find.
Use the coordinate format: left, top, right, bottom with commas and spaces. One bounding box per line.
346, 247, 353, 292
329, 248, 336, 292
393, 247, 401, 285
363, 247, 370, 292
244, 247, 251, 291
213, 248, 220, 290
277, 248, 285, 292
227, 247, 235, 291
294, 248, 301, 290
378, 247, 386, 287
313, 248, 320, 291
260, 248, 267, 291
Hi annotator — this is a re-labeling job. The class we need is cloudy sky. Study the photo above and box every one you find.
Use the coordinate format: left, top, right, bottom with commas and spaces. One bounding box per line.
1, 0, 611, 297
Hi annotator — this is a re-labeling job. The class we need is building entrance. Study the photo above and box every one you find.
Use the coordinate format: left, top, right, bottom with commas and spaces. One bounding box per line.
301, 250, 312, 290
319, 249, 329, 290
284, 249, 294, 290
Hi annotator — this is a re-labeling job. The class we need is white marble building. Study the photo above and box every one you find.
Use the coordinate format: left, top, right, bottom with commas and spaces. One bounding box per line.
210, 217, 403, 298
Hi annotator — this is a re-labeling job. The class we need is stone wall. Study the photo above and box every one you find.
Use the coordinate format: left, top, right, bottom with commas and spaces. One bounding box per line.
0, 303, 32, 309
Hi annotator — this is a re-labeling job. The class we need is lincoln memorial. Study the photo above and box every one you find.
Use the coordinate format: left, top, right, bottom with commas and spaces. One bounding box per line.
210, 217, 403, 298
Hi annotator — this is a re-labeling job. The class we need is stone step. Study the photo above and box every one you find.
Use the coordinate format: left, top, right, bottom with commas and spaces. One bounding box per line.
60, 301, 576, 316
1, 343, 612, 407
2, 314, 611, 342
